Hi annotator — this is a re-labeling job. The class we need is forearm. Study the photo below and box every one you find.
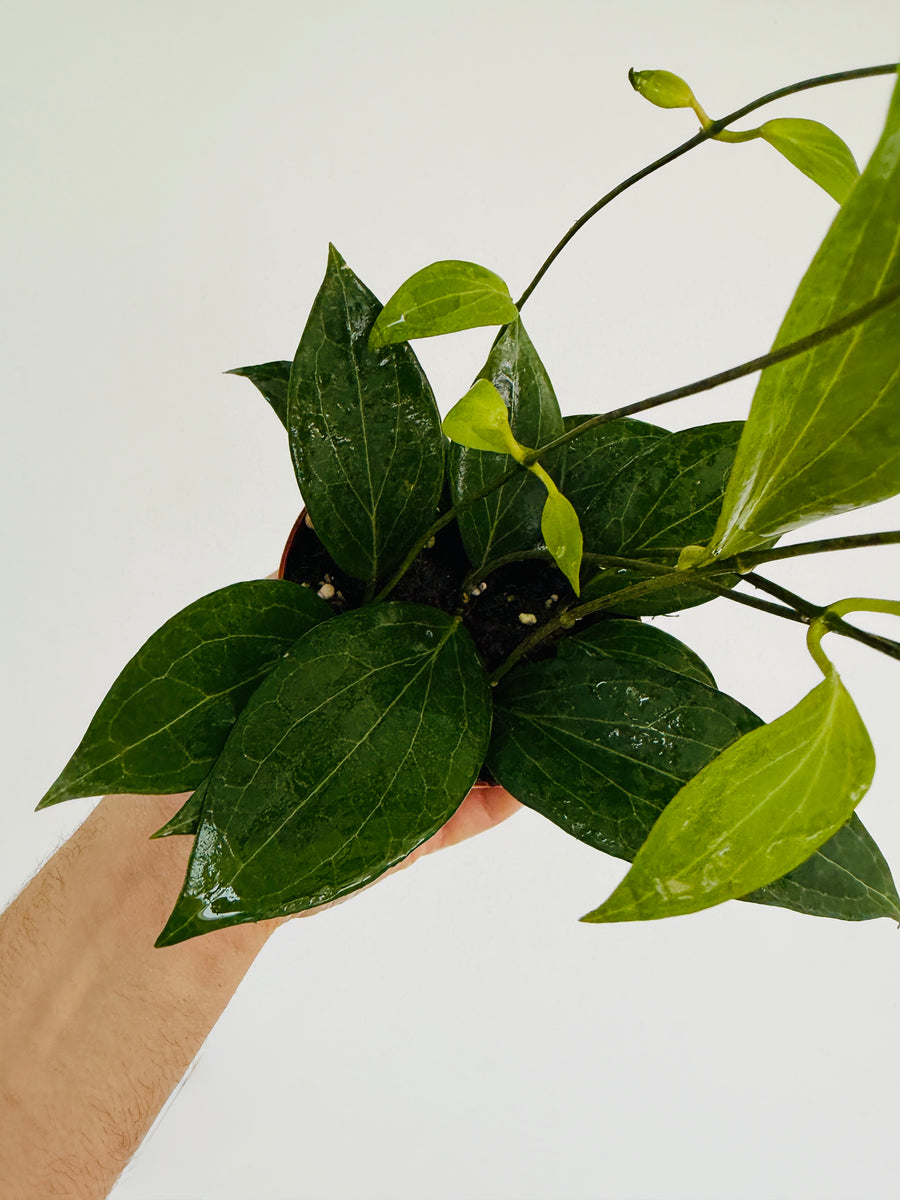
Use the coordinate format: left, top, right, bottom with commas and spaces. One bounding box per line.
0, 793, 280, 1200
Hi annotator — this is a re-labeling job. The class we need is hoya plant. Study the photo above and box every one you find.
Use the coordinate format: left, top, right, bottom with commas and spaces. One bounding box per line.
39, 63, 900, 946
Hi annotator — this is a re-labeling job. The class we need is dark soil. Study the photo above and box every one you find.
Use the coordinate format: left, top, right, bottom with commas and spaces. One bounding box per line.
281, 512, 578, 673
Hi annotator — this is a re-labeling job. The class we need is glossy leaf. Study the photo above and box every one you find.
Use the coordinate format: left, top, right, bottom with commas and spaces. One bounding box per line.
583, 667, 875, 923
226, 360, 292, 430
558, 619, 716, 689
39, 581, 332, 808
156, 603, 491, 945
287, 246, 444, 585
369, 261, 518, 347
450, 321, 565, 572
744, 814, 900, 922
487, 625, 759, 862
536, 468, 583, 595
628, 68, 698, 110
710, 74, 900, 560
151, 783, 207, 839
489, 622, 896, 921
442, 378, 525, 459
566, 420, 743, 614
759, 118, 860, 204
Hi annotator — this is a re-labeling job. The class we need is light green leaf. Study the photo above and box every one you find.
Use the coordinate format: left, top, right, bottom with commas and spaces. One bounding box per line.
709, 73, 900, 560
442, 378, 526, 459
369, 261, 518, 347
534, 466, 583, 595
583, 666, 875, 923
628, 68, 699, 111
759, 117, 860, 204
39, 581, 332, 807
287, 245, 444, 585
450, 321, 565, 572
156, 603, 491, 945
226, 360, 292, 430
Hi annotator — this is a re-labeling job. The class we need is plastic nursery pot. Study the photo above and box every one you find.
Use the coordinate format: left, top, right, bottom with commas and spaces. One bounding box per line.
277, 508, 495, 792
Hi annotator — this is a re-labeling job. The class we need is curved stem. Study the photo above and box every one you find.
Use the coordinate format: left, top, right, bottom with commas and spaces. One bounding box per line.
524, 280, 900, 463
744, 572, 900, 663
515, 62, 898, 308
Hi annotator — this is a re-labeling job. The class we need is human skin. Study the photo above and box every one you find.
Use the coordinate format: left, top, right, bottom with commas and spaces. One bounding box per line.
0, 784, 519, 1199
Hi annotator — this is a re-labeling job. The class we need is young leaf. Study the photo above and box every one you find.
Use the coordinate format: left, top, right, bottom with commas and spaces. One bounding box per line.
226, 360, 292, 430
442, 378, 525, 459
582, 666, 875, 923
628, 68, 699, 111
288, 246, 444, 585
566, 420, 744, 614
533, 466, 582, 595
709, 72, 900, 560
450, 321, 565, 572
369, 261, 518, 347
38, 581, 332, 808
759, 118, 860, 204
156, 603, 491, 946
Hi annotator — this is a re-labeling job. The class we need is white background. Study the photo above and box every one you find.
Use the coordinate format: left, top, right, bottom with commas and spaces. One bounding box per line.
4, 3, 900, 1198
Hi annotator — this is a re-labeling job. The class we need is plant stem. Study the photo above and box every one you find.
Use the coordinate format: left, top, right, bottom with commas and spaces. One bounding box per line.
743, 572, 900, 663
515, 62, 898, 308
524, 280, 900, 463
734, 530, 900, 568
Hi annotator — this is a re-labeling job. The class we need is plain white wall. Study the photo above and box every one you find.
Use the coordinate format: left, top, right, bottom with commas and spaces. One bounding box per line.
4, 3, 900, 1198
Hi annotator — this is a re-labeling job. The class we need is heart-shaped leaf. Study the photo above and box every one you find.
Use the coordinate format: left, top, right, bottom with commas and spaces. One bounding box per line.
450, 321, 565, 572
710, 73, 900, 560
369, 261, 517, 347
39, 581, 331, 807
583, 665, 875, 923
759, 117, 860, 204
226, 360, 292, 430
288, 246, 444, 585
156, 603, 491, 945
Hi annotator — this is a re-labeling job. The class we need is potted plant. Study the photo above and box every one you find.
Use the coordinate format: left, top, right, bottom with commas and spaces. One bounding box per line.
37, 62, 900, 946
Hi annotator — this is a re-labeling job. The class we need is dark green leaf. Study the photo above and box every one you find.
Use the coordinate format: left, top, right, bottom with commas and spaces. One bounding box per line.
156, 603, 491, 945
489, 622, 897, 921
287, 246, 444, 585
488, 626, 758, 861
226, 360, 292, 430
759, 118, 860, 205
151, 783, 207, 839
710, 74, 900, 559
450, 322, 564, 571
369, 261, 517, 347
583, 666, 875, 922
38, 581, 331, 808
565, 420, 743, 614
744, 814, 900, 922
558, 619, 716, 689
